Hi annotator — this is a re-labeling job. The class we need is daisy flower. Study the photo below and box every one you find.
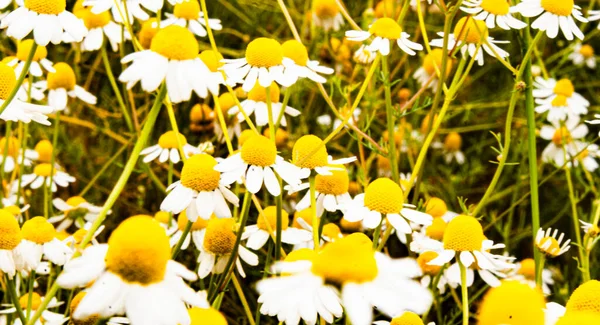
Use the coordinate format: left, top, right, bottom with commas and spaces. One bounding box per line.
293, 220, 344, 250
215, 134, 303, 196
49, 196, 105, 231
7, 39, 54, 77
568, 141, 599, 172
19, 163, 76, 192
442, 132, 465, 164
242, 206, 312, 250
417, 251, 450, 293
563, 280, 600, 316
82, 0, 156, 23
515, 0, 587, 40
189, 102, 216, 133
373, 311, 435, 325
507, 258, 555, 295
161, 0, 223, 38
0, 292, 66, 325
34, 62, 97, 112
580, 219, 599, 237
14, 217, 73, 272
168, 211, 208, 251
341, 178, 433, 233
424, 197, 457, 220
535, 227, 571, 257
312, 0, 344, 32
353, 44, 377, 64
533, 78, 589, 122
535, 94, 587, 123
257, 233, 433, 325
0, 0, 87, 46
590, 10, 600, 29
0, 209, 22, 278
119, 25, 212, 103
138, 18, 159, 48
281, 39, 333, 84
73, 7, 128, 52
444, 257, 510, 289
0, 63, 53, 125
430, 17, 509, 66
568, 43, 596, 69
477, 280, 549, 325
0, 136, 38, 173
160, 153, 239, 220
413, 49, 453, 90
57, 216, 208, 325
69, 291, 133, 325
197, 217, 258, 279
198, 50, 235, 96
291, 134, 356, 177
211, 93, 242, 143
141, 131, 200, 164
229, 82, 300, 128
540, 117, 588, 167
220, 37, 295, 92
460, 0, 526, 30
345, 17, 423, 56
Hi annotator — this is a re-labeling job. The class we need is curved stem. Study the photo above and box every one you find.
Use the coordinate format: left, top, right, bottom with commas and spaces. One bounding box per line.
0, 43, 37, 117
459, 261, 469, 325
6, 275, 26, 325
171, 221, 192, 259
381, 55, 399, 183
101, 46, 133, 132
310, 175, 319, 251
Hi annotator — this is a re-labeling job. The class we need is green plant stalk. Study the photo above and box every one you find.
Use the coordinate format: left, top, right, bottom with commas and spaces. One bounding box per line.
26, 84, 167, 325
381, 55, 399, 184
274, 87, 291, 129
6, 275, 26, 324
26, 271, 35, 319
0, 44, 37, 117
172, 220, 192, 259
164, 99, 187, 162
564, 165, 587, 282
310, 175, 319, 251
79, 137, 132, 196
101, 46, 133, 132
47, 111, 61, 218
459, 261, 469, 325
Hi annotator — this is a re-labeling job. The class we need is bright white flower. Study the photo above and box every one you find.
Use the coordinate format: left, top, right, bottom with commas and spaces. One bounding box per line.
312, 0, 344, 32
535, 227, 571, 257
242, 206, 312, 250
345, 18, 423, 56
567, 141, 599, 172
533, 77, 589, 122
82, 0, 152, 23
441, 132, 465, 165
19, 163, 75, 192
540, 116, 588, 167
7, 40, 55, 77
33, 62, 97, 112
160, 0, 222, 38
506, 258, 554, 295
580, 219, 599, 236
14, 217, 73, 272
0, 209, 22, 278
17, 80, 46, 102
168, 211, 208, 251
71, 7, 129, 52
48, 196, 105, 231
292, 218, 344, 250
353, 45, 377, 64
460, 0, 526, 30
281, 39, 333, 84
0, 136, 38, 173
195, 50, 236, 97
0, 292, 65, 325
160, 154, 239, 221
568, 43, 596, 69
0, 64, 52, 125
515, 0, 587, 40
292, 134, 357, 177
230, 83, 300, 128
141, 131, 200, 164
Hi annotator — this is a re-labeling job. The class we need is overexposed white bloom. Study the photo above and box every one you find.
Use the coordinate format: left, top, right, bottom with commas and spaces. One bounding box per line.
161, 0, 222, 38
7, 39, 55, 77
460, 0, 526, 30
540, 117, 588, 167
533, 77, 589, 122
516, 0, 587, 40
83, 0, 153, 23
48, 196, 105, 231
14, 217, 73, 272
72, 7, 129, 52
19, 163, 75, 192
282, 39, 333, 84
0, 293, 65, 325
229, 83, 300, 127
141, 131, 200, 164
568, 43, 596, 69
242, 206, 312, 250
34, 62, 97, 111
312, 0, 344, 32
535, 227, 571, 257
345, 18, 423, 56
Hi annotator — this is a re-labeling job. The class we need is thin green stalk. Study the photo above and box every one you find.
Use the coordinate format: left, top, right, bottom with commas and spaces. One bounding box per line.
79, 137, 133, 196
16, 123, 28, 208
172, 220, 192, 259
274, 87, 291, 129
265, 86, 276, 143
0, 43, 37, 117
101, 46, 133, 132
47, 111, 61, 218
26, 271, 35, 318
309, 176, 319, 251
6, 276, 26, 325
459, 261, 469, 325
564, 165, 586, 281
381, 55, 399, 183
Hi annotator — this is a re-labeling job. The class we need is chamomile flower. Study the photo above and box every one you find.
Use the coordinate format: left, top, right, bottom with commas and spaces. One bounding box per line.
19, 163, 76, 192
353, 44, 377, 64
0, 292, 65, 325
281, 40, 333, 84
568, 43, 596, 69
444, 257, 510, 288
229, 82, 300, 127
345, 18, 423, 56
215, 134, 303, 196
580, 219, 599, 237
197, 50, 234, 96
168, 211, 208, 251
0, 209, 22, 278
119, 25, 212, 103
161, 0, 222, 38
14, 217, 73, 272
57, 216, 208, 325
312, 0, 344, 32
534, 78, 589, 121
442, 132, 465, 164
460, 0, 526, 30
141, 131, 200, 164
160, 153, 239, 220
220, 37, 295, 92
535, 93, 587, 123
508, 258, 554, 295
342, 178, 433, 232
48, 196, 105, 231
416, 251, 449, 293
73, 7, 128, 52
590, 10, 600, 29
33, 62, 97, 111
535, 227, 571, 257
292, 134, 356, 177
0, 63, 52, 125
82, 0, 155, 23
477, 280, 548, 325
0, 0, 87, 46
197, 217, 258, 278
7, 40, 54, 77
568, 141, 599, 172
0, 136, 38, 173
430, 17, 509, 66
515, 0, 587, 40
540, 117, 588, 167
293, 221, 344, 249
373, 312, 435, 325
413, 49, 453, 90
243, 206, 311, 250
69, 291, 132, 325
563, 280, 600, 316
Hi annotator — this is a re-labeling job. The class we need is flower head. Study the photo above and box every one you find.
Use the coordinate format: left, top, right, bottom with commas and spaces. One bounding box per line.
535, 227, 571, 257
477, 280, 546, 325
516, 0, 587, 40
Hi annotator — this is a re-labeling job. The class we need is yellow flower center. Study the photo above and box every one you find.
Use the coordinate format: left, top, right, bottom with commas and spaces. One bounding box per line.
35, 139, 53, 163
47, 62, 76, 91
33, 163, 56, 177
364, 178, 403, 214
245, 38, 284, 68
322, 223, 341, 240
70, 292, 100, 325
22, 216, 55, 244
16, 40, 47, 62
552, 127, 572, 146
579, 45, 594, 58
19, 292, 42, 310
139, 18, 159, 50
203, 218, 237, 255
199, 50, 224, 72
425, 197, 448, 218
480, 0, 510, 15
263, 128, 289, 148
238, 129, 255, 147
292, 135, 329, 169
315, 165, 349, 195
177, 210, 210, 232
0, 209, 21, 250
541, 0, 574, 16
105, 216, 171, 285
241, 134, 277, 167
282, 40, 309, 66
154, 211, 170, 224
5, 205, 21, 217
217, 93, 237, 113
0, 136, 20, 158
173, 0, 200, 20
444, 132, 462, 152
285, 247, 316, 262
189, 103, 214, 124
339, 217, 362, 232
553, 78, 575, 97
74, 7, 111, 29
425, 217, 447, 241
292, 208, 314, 228
443, 215, 485, 252
477, 281, 546, 325
453, 17, 488, 44
551, 94, 568, 107
257, 206, 289, 231
150, 25, 199, 61
180, 154, 221, 192
247, 82, 280, 103
556, 313, 600, 325
374, 0, 400, 19
311, 233, 378, 284
422, 49, 453, 77
369, 17, 402, 39
565, 280, 600, 315
538, 236, 561, 256
0, 63, 17, 100
390, 312, 425, 325
313, 0, 339, 18
517, 258, 536, 280
24, 0, 65, 15
188, 307, 228, 325
65, 196, 87, 208
417, 251, 442, 275
158, 131, 188, 149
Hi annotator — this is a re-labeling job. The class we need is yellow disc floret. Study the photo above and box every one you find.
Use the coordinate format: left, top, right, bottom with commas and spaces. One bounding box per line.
417, 251, 442, 275
444, 132, 462, 152
0, 63, 17, 100
552, 127, 572, 146
35, 140, 53, 163
154, 211, 171, 224
551, 94, 568, 107
188, 307, 228, 325
480, 0, 510, 15
33, 163, 56, 177
189, 104, 214, 123
477, 280, 546, 325
322, 223, 341, 240
541, 0, 574, 16
241, 134, 277, 167
139, 18, 159, 49
203, 218, 236, 255
25, 0, 65, 15
453, 17, 488, 44
65, 196, 87, 208
425, 197, 448, 218
579, 45, 594, 58
282, 40, 309, 66
150, 25, 199, 61
19, 292, 42, 310
292, 135, 329, 169
158, 131, 188, 149
47, 62, 76, 91
247, 82, 280, 103
285, 248, 317, 262
70, 291, 100, 325
553, 78, 575, 97
74, 7, 111, 29
21, 217, 55, 244
173, 0, 200, 20
245, 38, 284, 68
537, 236, 561, 256
565, 280, 600, 315
217, 93, 237, 113
0, 209, 21, 250
422, 49, 453, 77
364, 178, 403, 214
315, 165, 349, 195
0, 136, 20, 158
105, 216, 171, 285
556, 312, 600, 325
292, 208, 314, 228
16, 40, 47, 62
517, 258, 536, 280
257, 206, 289, 231
369, 17, 402, 39
426, 217, 447, 241
199, 50, 224, 72
313, 0, 339, 18
390, 312, 425, 325
177, 211, 209, 232
180, 154, 221, 192
443, 215, 485, 251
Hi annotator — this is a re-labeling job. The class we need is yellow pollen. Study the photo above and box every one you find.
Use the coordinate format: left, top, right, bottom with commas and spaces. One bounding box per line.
292, 135, 329, 169
517, 258, 536, 280
19, 293, 42, 310
105, 216, 170, 285
390, 312, 425, 325
444, 132, 462, 152
313, 0, 339, 18
426, 218, 447, 241
364, 178, 403, 214
65, 196, 87, 208
245, 38, 284, 68
74, 7, 111, 29
556, 312, 600, 325
553, 78, 575, 97
35, 140, 53, 163
315, 165, 348, 195
173, 0, 200, 20
154, 211, 170, 224
282, 40, 309, 66
188, 307, 228, 325
443, 215, 485, 252
422, 49, 453, 76
203, 218, 237, 255
70, 292, 100, 325
453, 17, 488, 44
311, 233, 377, 284
247, 82, 280, 103
541, 0, 573, 16
189, 104, 215, 124
369, 17, 402, 39
139, 18, 159, 50
177, 211, 209, 232
257, 206, 289, 231
292, 208, 314, 229
33, 163, 56, 177
158, 131, 188, 149
180, 154, 221, 192
565, 280, 600, 315
0, 136, 20, 158
478, 281, 546, 325
551, 94, 568, 107
480, 0, 510, 15
218, 93, 237, 113
241, 135, 277, 167
21, 217, 56, 244
425, 197, 448, 218
417, 251, 442, 275
16, 40, 47, 62
47, 62, 76, 91
552, 127, 572, 146
322, 223, 341, 240
0, 209, 21, 250
199, 50, 224, 72
374, 0, 401, 19
0, 63, 17, 101
150, 25, 199, 61
285, 248, 316, 262
24, 0, 65, 15
579, 45, 594, 58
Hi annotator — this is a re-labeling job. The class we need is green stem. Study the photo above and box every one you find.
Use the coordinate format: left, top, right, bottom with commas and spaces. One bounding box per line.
172, 220, 192, 259
459, 261, 469, 325
79, 137, 133, 197
26, 271, 35, 319
0, 44, 37, 117
6, 275, 26, 325
309, 175, 319, 251
564, 165, 586, 281
381, 55, 399, 184
101, 46, 133, 132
